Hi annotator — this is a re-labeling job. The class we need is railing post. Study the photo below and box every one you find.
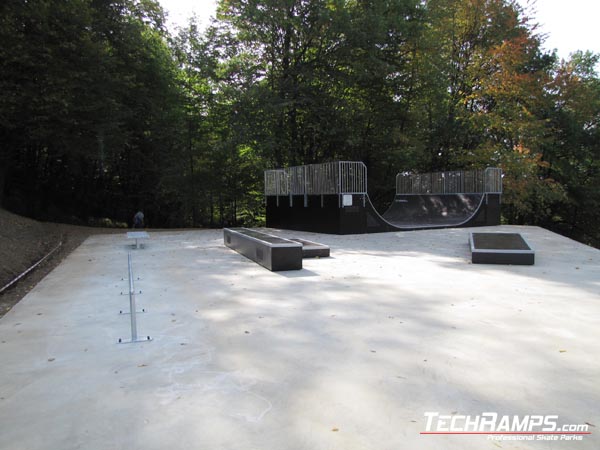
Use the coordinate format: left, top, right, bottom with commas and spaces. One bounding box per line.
338, 161, 342, 207
275, 172, 279, 207
304, 166, 308, 207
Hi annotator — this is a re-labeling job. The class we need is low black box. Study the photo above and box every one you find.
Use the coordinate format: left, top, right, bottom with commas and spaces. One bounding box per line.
224, 228, 303, 271
470, 232, 535, 265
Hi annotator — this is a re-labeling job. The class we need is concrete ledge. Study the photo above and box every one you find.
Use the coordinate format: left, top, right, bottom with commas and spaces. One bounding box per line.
290, 238, 331, 258
224, 228, 303, 271
470, 232, 535, 265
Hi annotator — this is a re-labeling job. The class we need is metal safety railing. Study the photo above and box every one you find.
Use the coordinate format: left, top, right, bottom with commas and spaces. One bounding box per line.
264, 161, 368, 196
395, 167, 502, 195
264, 169, 288, 196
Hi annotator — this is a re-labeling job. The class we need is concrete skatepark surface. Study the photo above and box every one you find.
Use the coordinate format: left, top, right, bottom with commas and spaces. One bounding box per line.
0, 225, 598, 450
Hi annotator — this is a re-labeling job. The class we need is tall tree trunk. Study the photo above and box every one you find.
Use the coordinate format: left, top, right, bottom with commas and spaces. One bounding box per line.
188, 117, 197, 226
209, 190, 214, 227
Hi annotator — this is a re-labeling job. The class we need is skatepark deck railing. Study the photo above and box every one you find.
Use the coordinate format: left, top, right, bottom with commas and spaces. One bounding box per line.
395, 167, 502, 195
264, 169, 289, 196
264, 161, 368, 196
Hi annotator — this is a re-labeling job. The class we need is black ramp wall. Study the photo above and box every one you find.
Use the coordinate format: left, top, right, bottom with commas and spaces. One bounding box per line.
266, 193, 501, 234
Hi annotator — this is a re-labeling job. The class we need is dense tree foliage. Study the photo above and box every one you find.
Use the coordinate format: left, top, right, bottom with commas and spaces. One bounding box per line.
0, 0, 182, 224
0, 0, 598, 246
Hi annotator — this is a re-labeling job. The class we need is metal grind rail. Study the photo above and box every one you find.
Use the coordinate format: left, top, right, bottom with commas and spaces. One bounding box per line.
118, 252, 151, 344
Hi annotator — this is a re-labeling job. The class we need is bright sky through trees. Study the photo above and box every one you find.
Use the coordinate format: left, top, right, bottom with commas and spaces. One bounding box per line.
160, 0, 600, 61
161, 0, 217, 30
521, 0, 600, 60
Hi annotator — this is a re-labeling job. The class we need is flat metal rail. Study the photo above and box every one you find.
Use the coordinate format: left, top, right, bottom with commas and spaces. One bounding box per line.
118, 253, 151, 344
128, 253, 138, 341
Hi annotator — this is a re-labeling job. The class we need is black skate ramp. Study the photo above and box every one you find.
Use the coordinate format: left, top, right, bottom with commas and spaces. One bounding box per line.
267, 192, 499, 234
363, 192, 495, 233
380, 193, 484, 228
265, 162, 502, 234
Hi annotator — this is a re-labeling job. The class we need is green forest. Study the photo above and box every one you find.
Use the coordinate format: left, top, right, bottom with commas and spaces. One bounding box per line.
1, 0, 599, 246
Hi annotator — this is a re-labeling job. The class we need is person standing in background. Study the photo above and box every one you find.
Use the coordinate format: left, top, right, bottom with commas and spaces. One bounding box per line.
132, 211, 145, 228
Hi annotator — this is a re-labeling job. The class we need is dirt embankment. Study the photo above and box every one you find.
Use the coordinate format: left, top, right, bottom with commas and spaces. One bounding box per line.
0, 208, 118, 317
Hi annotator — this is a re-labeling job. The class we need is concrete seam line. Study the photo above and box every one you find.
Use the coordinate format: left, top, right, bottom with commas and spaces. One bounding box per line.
0, 241, 63, 294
